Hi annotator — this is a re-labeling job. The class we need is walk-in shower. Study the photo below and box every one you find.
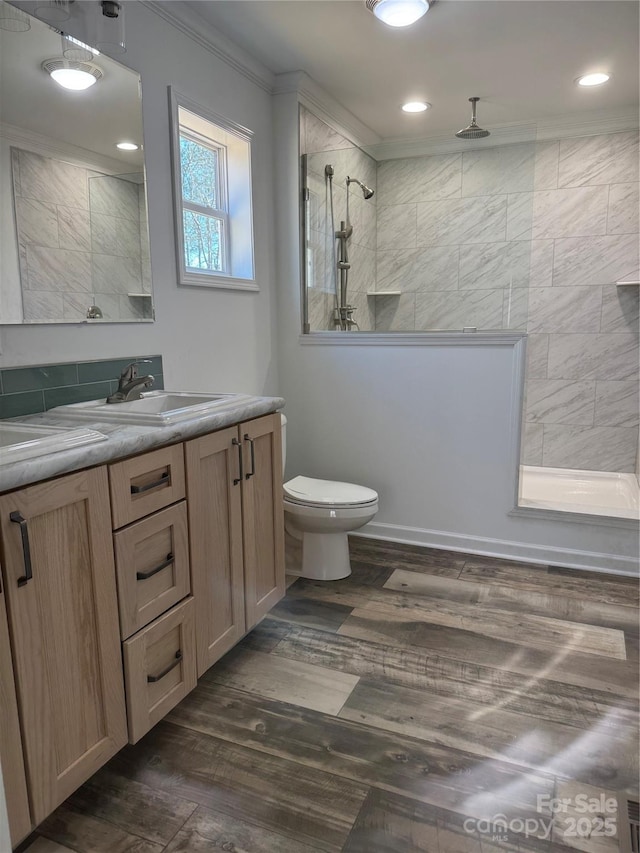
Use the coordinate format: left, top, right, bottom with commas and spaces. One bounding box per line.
325, 164, 375, 331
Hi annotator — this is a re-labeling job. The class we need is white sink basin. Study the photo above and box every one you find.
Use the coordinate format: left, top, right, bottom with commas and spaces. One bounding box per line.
0, 423, 107, 465
50, 390, 252, 426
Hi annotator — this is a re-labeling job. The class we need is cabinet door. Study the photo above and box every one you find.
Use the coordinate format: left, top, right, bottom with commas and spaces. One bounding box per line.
0, 577, 32, 846
185, 427, 245, 676
0, 468, 127, 824
241, 414, 285, 629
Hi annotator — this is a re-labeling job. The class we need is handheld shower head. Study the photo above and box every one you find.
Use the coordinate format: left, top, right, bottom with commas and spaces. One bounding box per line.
347, 176, 375, 199
455, 97, 490, 140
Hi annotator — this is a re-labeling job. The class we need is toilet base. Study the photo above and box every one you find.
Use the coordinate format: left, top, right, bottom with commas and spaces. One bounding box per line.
301, 531, 351, 581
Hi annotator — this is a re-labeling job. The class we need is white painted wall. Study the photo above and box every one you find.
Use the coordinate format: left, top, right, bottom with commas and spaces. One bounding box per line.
274, 88, 639, 575
0, 3, 280, 397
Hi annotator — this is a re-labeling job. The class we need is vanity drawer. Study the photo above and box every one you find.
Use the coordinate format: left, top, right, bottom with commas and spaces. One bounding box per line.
114, 501, 190, 640
109, 444, 185, 528
123, 597, 196, 744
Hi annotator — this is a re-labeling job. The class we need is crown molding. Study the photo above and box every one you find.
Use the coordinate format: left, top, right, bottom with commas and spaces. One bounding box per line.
365, 106, 639, 161
141, 1, 275, 94
274, 71, 381, 148
0, 122, 134, 175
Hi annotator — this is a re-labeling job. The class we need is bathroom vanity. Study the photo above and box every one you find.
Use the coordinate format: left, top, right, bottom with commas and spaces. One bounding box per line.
0, 398, 284, 847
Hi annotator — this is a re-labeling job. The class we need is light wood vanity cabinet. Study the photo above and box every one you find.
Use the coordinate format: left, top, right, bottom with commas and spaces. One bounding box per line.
0, 469, 128, 831
0, 409, 284, 846
186, 413, 284, 675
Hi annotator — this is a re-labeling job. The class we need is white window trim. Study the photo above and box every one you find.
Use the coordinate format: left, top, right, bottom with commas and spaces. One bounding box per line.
169, 87, 257, 291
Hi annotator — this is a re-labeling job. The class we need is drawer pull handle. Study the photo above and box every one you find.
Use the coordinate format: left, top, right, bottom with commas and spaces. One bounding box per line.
244, 434, 255, 479
147, 650, 182, 683
10, 512, 33, 587
136, 553, 174, 581
131, 471, 169, 494
232, 437, 243, 485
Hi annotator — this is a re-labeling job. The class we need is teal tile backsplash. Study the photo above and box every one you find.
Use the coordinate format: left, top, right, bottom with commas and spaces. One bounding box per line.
0, 355, 164, 419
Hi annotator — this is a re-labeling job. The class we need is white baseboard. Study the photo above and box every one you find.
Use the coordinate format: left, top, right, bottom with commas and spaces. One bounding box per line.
353, 522, 639, 577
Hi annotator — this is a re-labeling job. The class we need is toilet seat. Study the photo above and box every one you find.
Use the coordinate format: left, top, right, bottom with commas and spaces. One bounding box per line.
283, 475, 378, 508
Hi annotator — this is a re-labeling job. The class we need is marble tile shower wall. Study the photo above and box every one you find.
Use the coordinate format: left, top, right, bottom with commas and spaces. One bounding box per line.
301, 108, 376, 331
12, 148, 150, 322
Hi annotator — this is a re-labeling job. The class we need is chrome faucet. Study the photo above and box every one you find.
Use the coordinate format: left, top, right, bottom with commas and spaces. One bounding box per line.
106, 360, 154, 404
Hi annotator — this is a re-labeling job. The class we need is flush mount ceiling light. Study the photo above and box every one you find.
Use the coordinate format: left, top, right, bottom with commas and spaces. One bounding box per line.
42, 57, 103, 90
366, 0, 430, 27
402, 101, 430, 112
576, 72, 611, 87
116, 142, 139, 150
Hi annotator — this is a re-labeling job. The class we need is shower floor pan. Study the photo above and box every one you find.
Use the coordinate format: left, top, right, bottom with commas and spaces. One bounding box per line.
519, 465, 639, 520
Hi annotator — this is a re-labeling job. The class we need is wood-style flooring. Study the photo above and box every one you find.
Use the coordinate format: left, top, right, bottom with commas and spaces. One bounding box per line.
23, 538, 639, 853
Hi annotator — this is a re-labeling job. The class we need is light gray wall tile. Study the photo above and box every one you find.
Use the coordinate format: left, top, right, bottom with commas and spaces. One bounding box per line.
91, 254, 143, 294
415, 289, 504, 331
377, 246, 459, 292
547, 333, 638, 380
462, 143, 535, 197
526, 334, 549, 379
594, 381, 639, 427
62, 292, 92, 321
349, 290, 375, 331
350, 195, 377, 251
304, 110, 354, 154
89, 175, 139, 221
18, 149, 88, 209
600, 286, 639, 335
542, 424, 638, 473
506, 192, 533, 241
529, 240, 554, 287
527, 285, 602, 333
531, 186, 609, 239
459, 241, 531, 290
533, 141, 559, 190
57, 205, 91, 252
416, 196, 507, 246
375, 293, 415, 331
94, 292, 124, 321
15, 198, 58, 248
552, 234, 639, 287
526, 379, 595, 425
607, 182, 640, 235
307, 287, 332, 331
502, 286, 528, 329
26, 245, 91, 292
558, 131, 639, 188
377, 154, 461, 204
22, 290, 64, 322
522, 422, 543, 465
91, 213, 142, 258
377, 204, 417, 251
348, 243, 376, 293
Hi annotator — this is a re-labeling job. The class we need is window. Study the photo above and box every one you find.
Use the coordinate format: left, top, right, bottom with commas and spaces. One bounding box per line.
169, 89, 256, 290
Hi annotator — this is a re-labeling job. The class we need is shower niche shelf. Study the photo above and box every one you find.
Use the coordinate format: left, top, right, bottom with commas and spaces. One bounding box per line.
616, 280, 640, 287
367, 291, 401, 297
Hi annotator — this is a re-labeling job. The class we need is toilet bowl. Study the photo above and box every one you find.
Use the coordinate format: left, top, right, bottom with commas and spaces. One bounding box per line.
281, 416, 378, 580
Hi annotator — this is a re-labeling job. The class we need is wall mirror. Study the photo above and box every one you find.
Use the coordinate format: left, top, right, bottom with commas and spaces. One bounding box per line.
0, 2, 154, 323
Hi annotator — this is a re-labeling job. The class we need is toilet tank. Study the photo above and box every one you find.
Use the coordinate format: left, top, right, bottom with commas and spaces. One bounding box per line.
280, 413, 286, 475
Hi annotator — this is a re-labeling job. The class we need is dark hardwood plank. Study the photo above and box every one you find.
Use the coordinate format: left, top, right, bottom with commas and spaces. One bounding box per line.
164, 804, 327, 853
349, 537, 465, 577
37, 805, 164, 853
269, 595, 353, 632
109, 721, 368, 852
166, 681, 555, 819
337, 609, 638, 697
342, 788, 441, 852
339, 679, 638, 789
461, 560, 639, 607
266, 620, 636, 730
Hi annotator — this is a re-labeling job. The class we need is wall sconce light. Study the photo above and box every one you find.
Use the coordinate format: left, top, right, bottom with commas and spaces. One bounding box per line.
366, 0, 430, 28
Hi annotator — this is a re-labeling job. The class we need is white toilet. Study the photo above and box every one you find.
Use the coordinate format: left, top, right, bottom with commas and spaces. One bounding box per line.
281, 415, 378, 581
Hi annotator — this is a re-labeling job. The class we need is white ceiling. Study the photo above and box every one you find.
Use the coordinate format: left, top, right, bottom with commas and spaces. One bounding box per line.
187, 0, 639, 140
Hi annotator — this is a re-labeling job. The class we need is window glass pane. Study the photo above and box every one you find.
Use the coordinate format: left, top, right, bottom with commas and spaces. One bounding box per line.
183, 210, 224, 272
180, 134, 218, 209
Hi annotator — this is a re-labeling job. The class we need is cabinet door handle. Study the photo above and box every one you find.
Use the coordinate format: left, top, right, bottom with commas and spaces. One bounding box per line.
10, 512, 33, 587
244, 434, 256, 479
136, 553, 174, 581
232, 437, 243, 485
130, 471, 169, 494
147, 650, 182, 683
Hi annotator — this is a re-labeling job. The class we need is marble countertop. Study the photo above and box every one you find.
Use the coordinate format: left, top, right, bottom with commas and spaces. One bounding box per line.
0, 395, 285, 493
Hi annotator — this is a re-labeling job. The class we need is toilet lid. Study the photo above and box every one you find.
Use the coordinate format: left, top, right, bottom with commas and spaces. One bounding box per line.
283, 475, 378, 507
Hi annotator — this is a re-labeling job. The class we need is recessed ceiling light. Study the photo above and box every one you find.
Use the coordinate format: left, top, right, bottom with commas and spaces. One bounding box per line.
366, 0, 429, 28
576, 72, 610, 87
402, 101, 430, 113
116, 142, 139, 150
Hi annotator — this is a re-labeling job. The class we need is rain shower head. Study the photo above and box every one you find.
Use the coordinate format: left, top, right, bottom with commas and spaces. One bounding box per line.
347, 176, 375, 199
455, 97, 490, 139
